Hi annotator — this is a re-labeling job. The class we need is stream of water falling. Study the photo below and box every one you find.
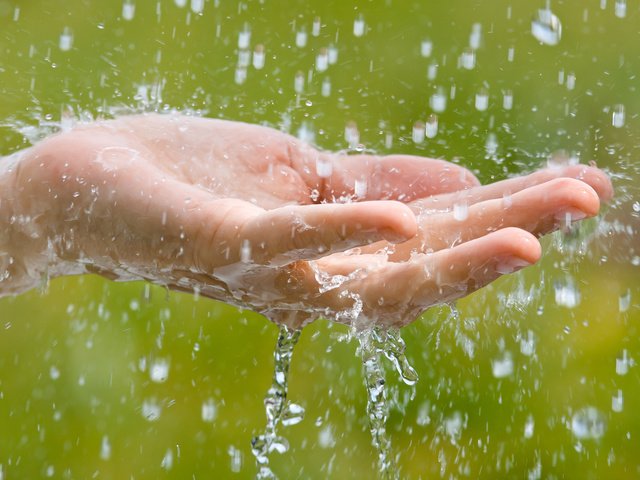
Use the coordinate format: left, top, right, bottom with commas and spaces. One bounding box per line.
358, 326, 419, 479
251, 325, 304, 479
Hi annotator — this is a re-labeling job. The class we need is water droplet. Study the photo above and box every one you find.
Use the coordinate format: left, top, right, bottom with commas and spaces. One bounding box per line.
315, 156, 333, 178
524, 415, 535, 439
354, 178, 368, 198
295, 28, 307, 48
59, 27, 73, 52
507, 46, 515, 62
412, 121, 425, 144
201, 398, 217, 422
50, 365, 60, 380
615, 0, 627, 18
427, 63, 438, 80
619, 289, 631, 312
228, 445, 243, 473
571, 407, 606, 439
240, 239, 252, 263
554, 278, 581, 308
248, 44, 265, 70
531, 8, 562, 45
612, 104, 625, 128
294, 71, 304, 93
122, 0, 135, 20
475, 88, 489, 111
175, 0, 187, 7
315, 48, 329, 72
566, 72, 576, 90
345, 121, 359, 147
425, 114, 438, 138
547, 150, 579, 168
453, 202, 468, 221
100, 435, 111, 461
190, 0, 204, 14
485, 132, 498, 155
312, 16, 321, 36
612, 390, 624, 412
469, 22, 482, 49
328, 45, 338, 64
142, 398, 161, 421
353, 14, 366, 37
460, 47, 476, 70
161, 448, 174, 470
149, 358, 170, 383
238, 24, 251, 49
318, 425, 336, 448
420, 39, 433, 57
234, 66, 247, 85
429, 88, 447, 113
503, 89, 514, 110
321, 77, 331, 97
238, 49, 251, 67
616, 349, 630, 375
520, 330, 536, 356
281, 402, 305, 426
491, 351, 514, 378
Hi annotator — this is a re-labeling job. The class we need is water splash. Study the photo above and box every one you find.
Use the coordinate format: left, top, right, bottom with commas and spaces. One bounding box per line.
358, 327, 418, 479
251, 325, 303, 479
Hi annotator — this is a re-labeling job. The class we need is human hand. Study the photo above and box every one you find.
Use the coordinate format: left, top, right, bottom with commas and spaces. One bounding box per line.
1, 114, 612, 328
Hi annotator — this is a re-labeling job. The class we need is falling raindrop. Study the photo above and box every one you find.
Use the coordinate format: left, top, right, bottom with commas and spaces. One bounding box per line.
612, 390, 624, 412
354, 178, 368, 198
531, 8, 562, 46
294, 71, 304, 93
295, 28, 308, 48
122, 0, 135, 21
430, 88, 447, 113
142, 399, 162, 422
421, 39, 433, 57
491, 351, 514, 378
321, 77, 331, 97
253, 44, 265, 70
524, 415, 535, 439
554, 278, 581, 308
190, 0, 204, 14
453, 202, 469, 221
503, 90, 513, 110
619, 289, 631, 312
59, 27, 73, 52
425, 114, 438, 138
612, 104, 625, 128
328, 45, 338, 64
149, 358, 170, 383
345, 121, 360, 147
312, 16, 321, 36
353, 14, 365, 37
566, 72, 576, 90
412, 121, 425, 144
571, 407, 606, 440
161, 448, 174, 470
100, 435, 111, 461
202, 398, 217, 423
316, 48, 329, 72
235, 66, 247, 85
460, 47, 476, 70
315, 156, 333, 178
238, 25, 251, 49
616, 349, 629, 375
615, 0, 627, 18
469, 22, 482, 49
475, 88, 489, 111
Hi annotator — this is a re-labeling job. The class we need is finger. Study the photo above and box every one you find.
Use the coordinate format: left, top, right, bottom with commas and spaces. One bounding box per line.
232, 200, 418, 265
314, 228, 541, 325
391, 177, 600, 256
412, 165, 613, 212
302, 151, 480, 202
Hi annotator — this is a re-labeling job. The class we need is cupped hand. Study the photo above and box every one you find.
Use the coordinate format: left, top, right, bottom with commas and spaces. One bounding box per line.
4, 114, 612, 327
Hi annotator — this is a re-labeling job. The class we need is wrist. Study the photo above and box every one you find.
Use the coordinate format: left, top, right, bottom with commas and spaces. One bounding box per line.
0, 152, 49, 295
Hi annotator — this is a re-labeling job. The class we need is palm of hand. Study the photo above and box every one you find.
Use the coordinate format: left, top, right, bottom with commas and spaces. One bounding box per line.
15, 114, 611, 327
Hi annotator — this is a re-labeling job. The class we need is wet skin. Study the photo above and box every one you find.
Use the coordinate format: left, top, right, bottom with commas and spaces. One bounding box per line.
0, 114, 613, 327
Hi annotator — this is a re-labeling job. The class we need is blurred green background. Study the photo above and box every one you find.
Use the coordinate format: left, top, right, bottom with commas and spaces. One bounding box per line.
1, 0, 639, 478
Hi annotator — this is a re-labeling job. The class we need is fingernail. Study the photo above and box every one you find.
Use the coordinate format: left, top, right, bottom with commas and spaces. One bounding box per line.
554, 208, 587, 222
496, 257, 532, 274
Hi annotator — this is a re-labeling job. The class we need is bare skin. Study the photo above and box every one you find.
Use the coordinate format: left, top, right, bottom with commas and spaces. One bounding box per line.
0, 114, 613, 327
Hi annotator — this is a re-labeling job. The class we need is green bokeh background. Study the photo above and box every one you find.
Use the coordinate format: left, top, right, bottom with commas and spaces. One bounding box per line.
1, 0, 639, 478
